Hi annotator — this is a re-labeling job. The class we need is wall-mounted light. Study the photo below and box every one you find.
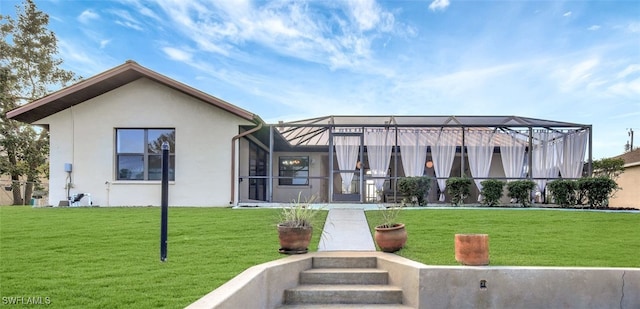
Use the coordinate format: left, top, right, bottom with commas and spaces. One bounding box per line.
426, 161, 434, 168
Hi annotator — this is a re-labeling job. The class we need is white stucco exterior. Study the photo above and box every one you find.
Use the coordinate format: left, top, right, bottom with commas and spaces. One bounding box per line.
36, 78, 253, 207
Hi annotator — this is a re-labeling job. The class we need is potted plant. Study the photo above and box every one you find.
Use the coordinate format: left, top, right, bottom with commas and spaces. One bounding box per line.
374, 205, 407, 253
277, 193, 319, 254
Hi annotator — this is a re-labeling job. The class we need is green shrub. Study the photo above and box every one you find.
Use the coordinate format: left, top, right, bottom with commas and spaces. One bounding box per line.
577, 177, 618, 209
397, 176, 431, 206
480, 179, 505, 206
446, 177, 472, 206
507, 180, 536, 207
547, 179, 578, 207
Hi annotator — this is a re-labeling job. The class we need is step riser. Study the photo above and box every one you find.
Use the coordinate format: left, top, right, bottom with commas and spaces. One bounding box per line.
300, 272, 388, 285
284, 290, 403, 304
312, 257, 377, 269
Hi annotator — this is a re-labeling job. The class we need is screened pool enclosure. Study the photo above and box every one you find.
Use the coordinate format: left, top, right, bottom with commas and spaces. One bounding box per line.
237, 115, 592, 205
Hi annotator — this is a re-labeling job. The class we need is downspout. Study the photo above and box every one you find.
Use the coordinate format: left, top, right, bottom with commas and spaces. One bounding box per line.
230, 120, 263, 205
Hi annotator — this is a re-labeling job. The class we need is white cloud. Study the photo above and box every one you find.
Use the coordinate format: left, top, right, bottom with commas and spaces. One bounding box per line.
429, 0, 450, 11
616, 64, 640, 79
149, 1, 402, 71
78, 9, 99, 24
628, 22, 640, 33
115, 20, 144, 31
99, 39, 111, 49
563, 11, 572, 17
348, 0, 381, 32
109, 9, 145, 31
588, 25, 600, 31
162, 47, 193, 62
553, 58, 599, 92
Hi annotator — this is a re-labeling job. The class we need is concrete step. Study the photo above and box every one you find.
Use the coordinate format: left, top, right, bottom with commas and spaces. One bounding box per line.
277, 305, 413, 309
300, 268, 388, 285
283, 284, 403, 305
312, 256, 377, 269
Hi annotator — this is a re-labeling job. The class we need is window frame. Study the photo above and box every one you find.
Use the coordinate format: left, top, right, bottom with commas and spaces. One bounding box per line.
115, 128, 176, 181
278, 156, 309, 186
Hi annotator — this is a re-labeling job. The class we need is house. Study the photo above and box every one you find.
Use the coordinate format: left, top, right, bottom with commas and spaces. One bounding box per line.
609, 148, 640, 209
7, 61, 260, 206
7, 61, 594, 207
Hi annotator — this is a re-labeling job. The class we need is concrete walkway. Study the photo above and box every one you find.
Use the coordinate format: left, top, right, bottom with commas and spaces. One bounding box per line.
318, 208, 376, 251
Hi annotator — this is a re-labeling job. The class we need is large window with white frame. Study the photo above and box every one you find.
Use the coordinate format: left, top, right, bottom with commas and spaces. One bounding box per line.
116, 128, 175, 181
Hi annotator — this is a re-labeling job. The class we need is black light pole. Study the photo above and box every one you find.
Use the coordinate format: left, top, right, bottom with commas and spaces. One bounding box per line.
160, 141, 169, 262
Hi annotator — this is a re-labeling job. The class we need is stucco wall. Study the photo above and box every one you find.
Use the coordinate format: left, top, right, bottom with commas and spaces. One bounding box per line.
37, 78, 253, 207
609, 164, 640, 209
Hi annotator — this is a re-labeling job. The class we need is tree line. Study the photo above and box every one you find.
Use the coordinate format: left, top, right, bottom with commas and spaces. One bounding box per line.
1, 0, 78, 205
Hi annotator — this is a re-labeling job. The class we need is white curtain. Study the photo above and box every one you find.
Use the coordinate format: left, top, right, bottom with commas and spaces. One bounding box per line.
532, 131, 561, 197
466, 130, 495, 201
559, 131, 588, 179
334, 134, 360, 193
365, 128, 393, 192
398, 130, 429, 177
500, 131, 526, 181
432, 129, 459, 202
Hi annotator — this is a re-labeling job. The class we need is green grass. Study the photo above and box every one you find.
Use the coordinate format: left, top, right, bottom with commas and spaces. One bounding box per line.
1, 207, 638, 308
0, 206, 326, 308
366, 208, 640, 267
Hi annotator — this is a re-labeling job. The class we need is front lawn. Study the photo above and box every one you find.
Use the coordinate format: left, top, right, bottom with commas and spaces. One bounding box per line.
1, 206, 638, 308
0, 206, 325, 308
366, 208, 640, 267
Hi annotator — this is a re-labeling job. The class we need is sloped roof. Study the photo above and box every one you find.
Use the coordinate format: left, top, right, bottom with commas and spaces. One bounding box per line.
615, 148, 640, 165
278, 115, 587, 127
6, 60, 259, 124
276, 115, 590, 147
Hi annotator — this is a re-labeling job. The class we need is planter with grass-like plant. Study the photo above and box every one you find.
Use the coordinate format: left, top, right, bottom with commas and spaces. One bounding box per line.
277, 193, 319, 254
374, 205, 407, 253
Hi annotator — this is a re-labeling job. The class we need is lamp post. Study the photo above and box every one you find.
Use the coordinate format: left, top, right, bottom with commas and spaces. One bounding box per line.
160, 141, 169, 262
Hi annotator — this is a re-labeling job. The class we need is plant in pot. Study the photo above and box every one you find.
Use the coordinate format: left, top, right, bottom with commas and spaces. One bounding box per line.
277, 193, 319, 254
374, 205, 407, 253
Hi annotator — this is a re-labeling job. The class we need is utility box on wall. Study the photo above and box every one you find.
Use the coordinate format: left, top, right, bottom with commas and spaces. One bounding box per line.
64, 163, 72, 172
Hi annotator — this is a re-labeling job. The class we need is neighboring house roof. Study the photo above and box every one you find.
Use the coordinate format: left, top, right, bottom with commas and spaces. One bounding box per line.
614, 148, 640, 167
6, 60, 260, 124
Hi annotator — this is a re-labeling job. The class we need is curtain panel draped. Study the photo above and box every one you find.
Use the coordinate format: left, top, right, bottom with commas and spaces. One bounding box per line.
559, 131, 588, 179
364, 129, 394, 192
432, 129, 459, 202
334, 134, 360, 193
499, 131, 527, 181
466, 130, 495, 201
398, 130, 429, 177
532, 131, 562, 196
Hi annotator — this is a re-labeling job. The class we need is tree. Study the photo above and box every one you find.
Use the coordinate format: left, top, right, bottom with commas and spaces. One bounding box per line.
591, 157, 625, 199
592, 158, 625, 180
1, 0, 78, 204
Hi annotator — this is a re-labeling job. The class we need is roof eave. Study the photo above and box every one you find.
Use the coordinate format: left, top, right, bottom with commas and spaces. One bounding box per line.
6, 60, 258, 124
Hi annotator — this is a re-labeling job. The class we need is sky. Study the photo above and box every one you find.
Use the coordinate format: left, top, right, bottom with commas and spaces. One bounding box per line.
2, 0, 639, 160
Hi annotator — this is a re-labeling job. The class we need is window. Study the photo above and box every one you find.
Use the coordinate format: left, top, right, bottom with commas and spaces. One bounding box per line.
278, 156, 309, 186
116, 129, 175, 181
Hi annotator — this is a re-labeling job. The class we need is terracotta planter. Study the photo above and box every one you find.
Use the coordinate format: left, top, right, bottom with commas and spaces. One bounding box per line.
455, 234, 489, 266
277, 224, 312, 254
374, 223, 407, 253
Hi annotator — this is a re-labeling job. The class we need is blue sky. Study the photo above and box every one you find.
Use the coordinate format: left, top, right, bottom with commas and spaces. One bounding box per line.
2, 0, 639, 159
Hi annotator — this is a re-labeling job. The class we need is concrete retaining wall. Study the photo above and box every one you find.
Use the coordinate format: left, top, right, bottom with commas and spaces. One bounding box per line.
419, 266, 638, 308
185, 254, 311, 309
187, 252, 640, 309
